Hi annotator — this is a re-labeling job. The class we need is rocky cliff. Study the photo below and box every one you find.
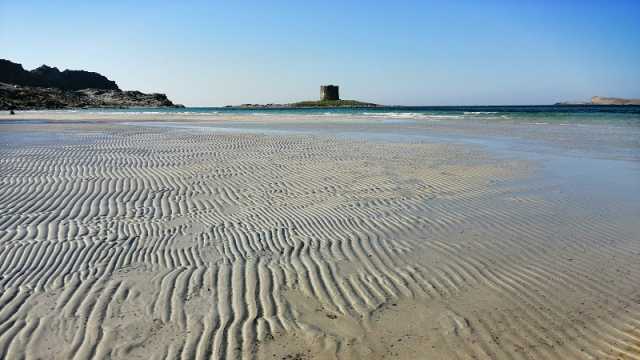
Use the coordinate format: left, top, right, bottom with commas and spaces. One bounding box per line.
0, 59, 181, 109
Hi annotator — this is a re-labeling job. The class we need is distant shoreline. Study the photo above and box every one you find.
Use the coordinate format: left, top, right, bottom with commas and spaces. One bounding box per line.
555, 96, 640, 106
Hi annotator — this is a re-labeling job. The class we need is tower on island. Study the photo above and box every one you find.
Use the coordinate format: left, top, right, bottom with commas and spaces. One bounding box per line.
320, 85, 340, 101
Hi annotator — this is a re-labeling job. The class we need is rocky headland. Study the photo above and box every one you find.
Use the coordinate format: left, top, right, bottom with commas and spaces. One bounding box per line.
556, 96, 640, 106
0, 59, 182, 110
589, 96, 640, 105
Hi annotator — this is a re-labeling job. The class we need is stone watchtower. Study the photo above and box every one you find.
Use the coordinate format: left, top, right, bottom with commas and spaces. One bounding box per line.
320, 85, 340, 101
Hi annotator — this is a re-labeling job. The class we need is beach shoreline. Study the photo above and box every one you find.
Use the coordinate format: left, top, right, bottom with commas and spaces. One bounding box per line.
0, 114, 639, 359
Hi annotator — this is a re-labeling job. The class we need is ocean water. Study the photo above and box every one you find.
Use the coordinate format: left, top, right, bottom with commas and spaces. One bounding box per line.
42, 105, 640, 125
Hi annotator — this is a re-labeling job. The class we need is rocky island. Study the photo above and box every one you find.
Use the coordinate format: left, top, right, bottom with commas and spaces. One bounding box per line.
226, 85, 381, 108
0, 59, 182, 110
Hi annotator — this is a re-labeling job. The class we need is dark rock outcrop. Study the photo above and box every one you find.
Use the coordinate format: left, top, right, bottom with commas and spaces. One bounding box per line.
0, 59, 181, 109
0, 83, 182, 110
0, 60, 35, 86
0, 59, 119, 91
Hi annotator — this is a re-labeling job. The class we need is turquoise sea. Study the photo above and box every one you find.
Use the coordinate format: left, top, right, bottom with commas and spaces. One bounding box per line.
59, 105, 640, 125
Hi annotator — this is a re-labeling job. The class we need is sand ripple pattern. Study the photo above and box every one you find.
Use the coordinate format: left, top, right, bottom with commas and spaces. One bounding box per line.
0, 124, 639, 359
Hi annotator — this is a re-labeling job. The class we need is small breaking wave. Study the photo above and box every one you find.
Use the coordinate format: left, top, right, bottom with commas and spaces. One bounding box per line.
361, 112, 464, 120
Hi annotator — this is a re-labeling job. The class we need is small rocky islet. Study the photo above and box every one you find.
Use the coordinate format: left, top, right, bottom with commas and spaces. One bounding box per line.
225, 85, 382, 108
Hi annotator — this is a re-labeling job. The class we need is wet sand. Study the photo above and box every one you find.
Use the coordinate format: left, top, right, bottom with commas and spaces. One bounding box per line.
0, 113, 639, 359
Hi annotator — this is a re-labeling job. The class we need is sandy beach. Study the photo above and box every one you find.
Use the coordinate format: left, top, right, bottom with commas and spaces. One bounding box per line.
0, 112, 639, 359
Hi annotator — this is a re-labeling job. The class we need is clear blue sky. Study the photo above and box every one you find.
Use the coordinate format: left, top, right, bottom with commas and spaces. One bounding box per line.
1, 0, 639, 106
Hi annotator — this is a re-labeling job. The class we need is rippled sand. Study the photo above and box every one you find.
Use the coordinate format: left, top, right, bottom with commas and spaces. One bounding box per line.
0, 115, 639, 359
